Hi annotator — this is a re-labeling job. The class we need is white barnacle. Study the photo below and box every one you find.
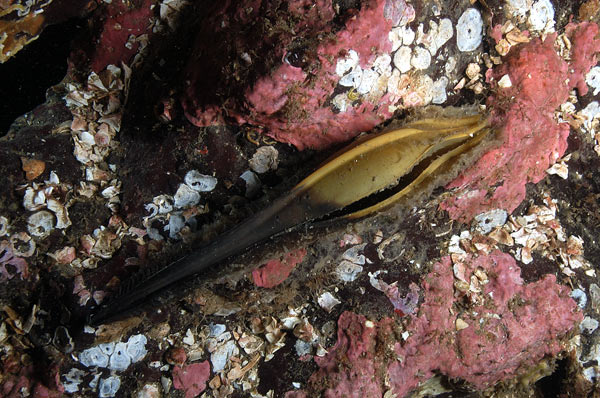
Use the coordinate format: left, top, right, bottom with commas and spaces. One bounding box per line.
126, 334, 148, 362
99, 342, 115, 356
109, 342, 131, 371
372, 53, 392, 76
99, 376, 121, 398
79, 346, 109, 368
456, 8, 483, 52
46, 198, 71, 229
27, 211, 55, 238
411, 46, 431, 70
473, 209, 508, 234
393, 46, 412, 73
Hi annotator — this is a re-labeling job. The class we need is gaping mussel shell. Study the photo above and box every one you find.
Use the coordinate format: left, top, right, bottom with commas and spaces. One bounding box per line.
90, 113, 490, 325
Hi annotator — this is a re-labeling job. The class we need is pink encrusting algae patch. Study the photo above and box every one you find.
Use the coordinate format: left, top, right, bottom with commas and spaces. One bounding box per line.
172, 361, 211, 398
88, 0, 155, 72
251, 248, 307, 288
182, 0, 419, 150
289, 251, 582, 397
0, 240, 29, 280
441, 22, 600, 222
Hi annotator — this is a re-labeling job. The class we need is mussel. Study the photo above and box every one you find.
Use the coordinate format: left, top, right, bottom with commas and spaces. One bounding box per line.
90, 113, 490, 325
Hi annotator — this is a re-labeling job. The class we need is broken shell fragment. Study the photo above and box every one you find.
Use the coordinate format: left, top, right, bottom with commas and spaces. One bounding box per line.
336, 260, 364, 282
184, 170, 217, 192
0, 217, 8, 237
317, 292, 342, 313
174, 184, 200, 209
250, 146, 279, 174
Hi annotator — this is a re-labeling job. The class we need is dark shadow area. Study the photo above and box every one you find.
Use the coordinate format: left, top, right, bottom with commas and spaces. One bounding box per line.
0, 18, 86, 135
537, 358, 568, 397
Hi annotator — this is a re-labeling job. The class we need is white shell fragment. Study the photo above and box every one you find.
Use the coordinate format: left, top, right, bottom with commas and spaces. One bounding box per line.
581, 316, 599, 334
498, 74, 513, 88
249, 146, 279, 174
586, 66, 600, 96
456, 8, 483, 52
317, 292, 341, 313
358, 68, 379, 94
240, 170, 261, 198
339, 66, 363, 88
27, 210, 55, 238
570, 288, 587, 309
167, 214, 186, 239
185, 170, 217, 192
431, 77, 449, 104
506, 0, 531, 21
62, 368, 86, 393
332, 93, 352, 113
472, 209, 508, 234
99, 376, 121, 398
546, 161, 569, 179
46, 198, 71, 229
0, 216, 8, 237
336, 260, 364, 282
174, 183, 200, 209
336, 50, 359, 77
211, 340, 238, 372
528, 0, 555, 32
23, 187, 46, 211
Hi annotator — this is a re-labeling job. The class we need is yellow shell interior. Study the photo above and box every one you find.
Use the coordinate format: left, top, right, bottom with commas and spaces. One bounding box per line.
293, 114, 490, 219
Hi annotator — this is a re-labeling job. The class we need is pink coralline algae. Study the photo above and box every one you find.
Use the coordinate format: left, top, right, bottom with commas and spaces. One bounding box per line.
0, 240, 29, 280
172, 361, 211, 398
88, 0, 155, 72
252, 248, 307, 288
291, 251, 581, 397
0, 361, 63, 398
441, 22, 600, 222
182, 0, 416, 149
